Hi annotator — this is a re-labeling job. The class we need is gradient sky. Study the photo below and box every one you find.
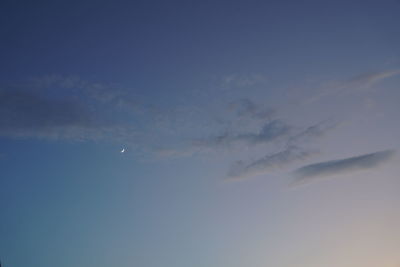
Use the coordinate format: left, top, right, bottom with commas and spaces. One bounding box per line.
1, 1, 400, 266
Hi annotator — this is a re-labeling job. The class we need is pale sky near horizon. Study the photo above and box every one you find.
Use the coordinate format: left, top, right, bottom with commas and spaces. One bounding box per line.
1, 1, 400, 266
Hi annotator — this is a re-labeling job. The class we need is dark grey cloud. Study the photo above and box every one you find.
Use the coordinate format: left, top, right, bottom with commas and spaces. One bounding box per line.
227, 146, 316, 181
292, 150, 396, 185
0, 89, 107, 140
194, 119, 291, 148
288, 120, 337, 144
247, 120, 291, 144
223, 120, 337, 180
0, 76, 162, 145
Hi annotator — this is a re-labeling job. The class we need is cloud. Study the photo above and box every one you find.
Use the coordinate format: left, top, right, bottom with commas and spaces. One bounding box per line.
194, 119, 291, 148
221, 74, 268, 89
344, 69, 400, 89
185, 106, 337, 179
0, 75, 185, 148
0, 89, 110, 140
288, 120, 338, 144
223, 120, 337, 180
227, 146, 316, 181
0, 75, 339, 179
156, 118, 335, 168
0, 75, 145, 143
307, 69, 400, 103
228, 98, 275, 120
30, 74, 141, 111
292, 150, 396, 186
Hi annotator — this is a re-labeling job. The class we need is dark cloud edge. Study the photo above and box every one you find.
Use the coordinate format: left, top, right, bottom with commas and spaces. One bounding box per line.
290, 149, 396, 187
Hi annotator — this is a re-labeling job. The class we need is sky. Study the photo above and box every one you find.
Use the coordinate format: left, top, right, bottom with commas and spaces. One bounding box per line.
0, 0, 400, 266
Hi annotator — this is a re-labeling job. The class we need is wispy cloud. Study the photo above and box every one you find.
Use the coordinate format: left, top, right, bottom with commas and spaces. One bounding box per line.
1, 75, 339, 178
193, 100, 336, 150
0, 77, 139, 142
221, 74, 268, 89
307, 69, 400, 103
0, 89, 99, 140
155, 115, 335, 177
292, 150, 396, 186
288, 120, 338, 145
228, 98, 275, 120
194, 119, 291, 148
223, 120, 337, 181
226, 146, 316, 181
155, 98, 338, 178
344, 69, 400, 89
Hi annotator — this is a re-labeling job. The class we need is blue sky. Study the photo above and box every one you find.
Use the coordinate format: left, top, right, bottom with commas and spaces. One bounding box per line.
1, 1, 400, 266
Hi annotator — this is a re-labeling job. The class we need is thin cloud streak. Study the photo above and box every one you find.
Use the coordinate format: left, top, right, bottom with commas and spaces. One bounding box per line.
292, 150, 396, 186
226, 146, 316, 181
307, 69, 400, 103
288, 120, 338, 145
345, 69, 400, 89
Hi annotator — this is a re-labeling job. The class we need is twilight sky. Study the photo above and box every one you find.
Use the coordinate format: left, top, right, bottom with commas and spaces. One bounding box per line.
1, 1, 400, 266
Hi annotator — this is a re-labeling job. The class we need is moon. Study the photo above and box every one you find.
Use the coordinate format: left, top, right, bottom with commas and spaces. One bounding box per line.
120, 148, 125, 153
